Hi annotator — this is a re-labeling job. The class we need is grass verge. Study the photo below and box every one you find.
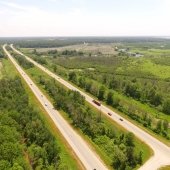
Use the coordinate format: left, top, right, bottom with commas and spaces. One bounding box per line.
159, 166, 170, 170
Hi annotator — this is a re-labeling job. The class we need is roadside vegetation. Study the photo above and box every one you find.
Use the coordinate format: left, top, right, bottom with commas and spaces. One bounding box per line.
11, 46, 152, 170
159, 166, 170, 170
0, 49, 80, 169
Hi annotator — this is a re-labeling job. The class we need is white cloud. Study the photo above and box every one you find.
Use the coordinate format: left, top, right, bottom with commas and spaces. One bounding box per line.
0, 0, 169, 36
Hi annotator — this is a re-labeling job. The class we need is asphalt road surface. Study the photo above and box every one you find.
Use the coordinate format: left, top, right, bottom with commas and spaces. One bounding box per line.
3, 44, 108, 170
11, 44, 170, 170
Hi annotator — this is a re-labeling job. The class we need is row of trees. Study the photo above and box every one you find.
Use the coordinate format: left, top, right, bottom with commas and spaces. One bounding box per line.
68, 72, 170, 140
30, 54, 47, 65
68, 71, 170, 115
0, 48, 3, 58
14, 54, 34, 69
38, 76, 144, 169
0, 77, 61, 169
109, 77, 170, 115
85, 72, 170, 115
32, 49, 84, 58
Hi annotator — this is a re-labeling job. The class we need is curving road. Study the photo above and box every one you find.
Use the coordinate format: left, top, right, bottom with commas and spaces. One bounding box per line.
10, 44, 170, 170
3, 44, 108, 170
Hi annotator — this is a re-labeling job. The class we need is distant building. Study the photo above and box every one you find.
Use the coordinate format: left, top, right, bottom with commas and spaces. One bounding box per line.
135, 54, 143, 57
118, 49, 127, 52
127, 52, 143, 57
115, 46, 118, 51
127, 52, 136, 56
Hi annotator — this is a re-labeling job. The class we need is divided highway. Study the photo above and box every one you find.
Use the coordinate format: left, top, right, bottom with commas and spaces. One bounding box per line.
10, 44, 170, 170
3, 44, 108, 170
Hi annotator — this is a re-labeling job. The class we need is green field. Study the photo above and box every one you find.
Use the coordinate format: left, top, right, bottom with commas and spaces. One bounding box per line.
117, 58, 170, 79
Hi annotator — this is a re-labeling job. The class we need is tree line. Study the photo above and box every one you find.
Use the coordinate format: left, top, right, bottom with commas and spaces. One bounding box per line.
32, 49, 84, 58
13, 54, 34, 69
81, 71, 170, 115
68, 72, 170, 140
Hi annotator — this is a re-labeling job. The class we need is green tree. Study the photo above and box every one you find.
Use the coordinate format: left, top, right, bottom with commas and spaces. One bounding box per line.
163, 99, 170, 115
163, 120, 169, 131
78, 77, 86, 88
112, 146, 127, 170
106, 92, 113, 105
98, 86, 105, 100
11, 163, 24, 170
68, 72, 77, 83
125, 132, 135, 146
0, 160, 11, 170
53, 65, 57, 72
137, 151, 143, 165
0, 51, 4, 58
112, 95, 120, 107
156, 120, 162, 133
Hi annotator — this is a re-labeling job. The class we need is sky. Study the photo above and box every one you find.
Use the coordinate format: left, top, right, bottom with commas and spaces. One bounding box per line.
0, 0, 170, 37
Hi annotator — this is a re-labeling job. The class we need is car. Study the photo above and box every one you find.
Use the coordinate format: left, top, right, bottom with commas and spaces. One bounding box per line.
45, 103, 48, 106
30, 83, 32, 86
119, 118, 123, 121
92, 100, 101, 106
108, 112, 112, 116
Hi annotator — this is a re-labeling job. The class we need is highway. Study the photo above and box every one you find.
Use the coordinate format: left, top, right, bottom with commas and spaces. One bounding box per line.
10, 44, 170, 170
3, 44, 108, 170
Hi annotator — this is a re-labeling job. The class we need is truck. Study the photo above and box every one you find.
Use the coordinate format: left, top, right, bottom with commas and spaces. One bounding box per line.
92, 100, 101, 106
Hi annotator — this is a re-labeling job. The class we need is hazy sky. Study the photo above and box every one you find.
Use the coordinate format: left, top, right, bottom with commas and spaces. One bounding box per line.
0, 0, 170, 37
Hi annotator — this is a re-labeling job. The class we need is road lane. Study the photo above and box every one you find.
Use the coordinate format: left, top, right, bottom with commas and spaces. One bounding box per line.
11, 45, 170, 170
3, 44, 107, 170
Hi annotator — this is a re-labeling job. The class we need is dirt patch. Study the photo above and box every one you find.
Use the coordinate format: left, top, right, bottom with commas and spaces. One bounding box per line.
87, 68, 95, 71
69, 68, 83, 72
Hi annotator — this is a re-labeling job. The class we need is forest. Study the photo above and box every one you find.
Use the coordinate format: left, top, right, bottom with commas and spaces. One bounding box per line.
0, 77, 60, 169
0, 48, 79, 170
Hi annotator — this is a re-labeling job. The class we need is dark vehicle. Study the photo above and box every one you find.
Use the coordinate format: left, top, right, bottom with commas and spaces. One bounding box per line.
108, 112, 112, 116
92, 100, 101, 106
119, 118, 123, 121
